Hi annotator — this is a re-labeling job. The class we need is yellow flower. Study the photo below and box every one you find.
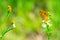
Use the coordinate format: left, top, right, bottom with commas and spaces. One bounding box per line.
42, 20, 47, 24
42, 19, 52, 28
8, 5, 12, 12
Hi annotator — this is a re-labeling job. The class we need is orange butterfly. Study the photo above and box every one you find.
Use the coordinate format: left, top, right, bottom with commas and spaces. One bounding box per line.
40, 10, 49, 24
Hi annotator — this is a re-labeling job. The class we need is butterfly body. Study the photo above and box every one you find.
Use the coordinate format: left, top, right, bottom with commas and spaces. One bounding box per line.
40, 10, 49, 20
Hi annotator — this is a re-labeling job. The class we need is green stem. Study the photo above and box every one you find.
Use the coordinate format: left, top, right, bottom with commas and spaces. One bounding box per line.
48, 34, 50, 40
46, 24, 50, 40
2, 27, 14, 39
0, 37, 2, 40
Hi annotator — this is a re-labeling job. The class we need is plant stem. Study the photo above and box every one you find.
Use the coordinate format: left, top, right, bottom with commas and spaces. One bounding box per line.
2, 27, 14, 39
48, 34, 50, 40
46, 24, 50, 40
0, 37, 2, 40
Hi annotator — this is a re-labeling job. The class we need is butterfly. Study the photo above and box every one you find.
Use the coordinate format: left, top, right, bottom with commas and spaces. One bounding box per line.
40, 10, 50, 24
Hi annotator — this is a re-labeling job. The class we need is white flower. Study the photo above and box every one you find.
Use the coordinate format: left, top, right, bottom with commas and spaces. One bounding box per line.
42, 23, 47, 28
13, 23, 16, 28
12, 20, 16, 28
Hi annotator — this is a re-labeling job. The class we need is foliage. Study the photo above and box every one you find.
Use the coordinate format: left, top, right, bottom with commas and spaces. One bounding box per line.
0, 0, 60, 40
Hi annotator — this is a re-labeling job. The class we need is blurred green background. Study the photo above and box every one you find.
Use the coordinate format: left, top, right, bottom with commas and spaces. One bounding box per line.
0, 0, 60, 40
